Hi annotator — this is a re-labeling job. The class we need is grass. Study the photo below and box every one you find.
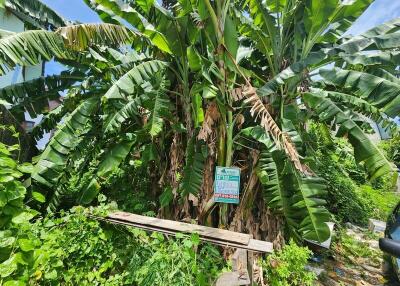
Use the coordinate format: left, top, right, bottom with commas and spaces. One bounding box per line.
356, 185, 400, 221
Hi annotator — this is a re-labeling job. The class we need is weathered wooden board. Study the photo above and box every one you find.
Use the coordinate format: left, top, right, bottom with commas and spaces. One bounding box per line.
96, 211, 273, 253
248, 239, 273, 253
108, 211, 251, 245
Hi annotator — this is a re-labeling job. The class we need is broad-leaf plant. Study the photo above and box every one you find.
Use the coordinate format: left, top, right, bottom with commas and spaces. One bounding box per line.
0, 0, 399, 244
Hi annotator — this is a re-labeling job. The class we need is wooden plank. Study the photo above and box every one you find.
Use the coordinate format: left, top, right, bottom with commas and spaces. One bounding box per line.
216, 272, 240, 286
232, 249, 250, 285
247, 251, 254, 284
93, 212, 273, 253
98, 217, 270, 252
108, 211, 251, 245
247, 239, 273, 253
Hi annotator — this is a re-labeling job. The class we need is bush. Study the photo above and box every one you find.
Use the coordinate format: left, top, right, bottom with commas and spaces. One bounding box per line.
263, 240, 316, 286
356, 185, 400, 220
379, 136, 400, 167
3, 206, 226, 285
315, 149, 374, 226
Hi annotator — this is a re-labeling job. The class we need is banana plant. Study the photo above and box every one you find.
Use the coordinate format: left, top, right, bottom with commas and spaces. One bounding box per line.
0, 0, 399, 244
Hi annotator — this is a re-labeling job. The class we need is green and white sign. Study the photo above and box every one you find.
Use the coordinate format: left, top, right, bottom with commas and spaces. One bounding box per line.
214, 167, 240, 204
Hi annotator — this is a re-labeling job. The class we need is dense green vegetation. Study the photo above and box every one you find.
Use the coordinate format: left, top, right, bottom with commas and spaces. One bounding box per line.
0, 0, 399, 284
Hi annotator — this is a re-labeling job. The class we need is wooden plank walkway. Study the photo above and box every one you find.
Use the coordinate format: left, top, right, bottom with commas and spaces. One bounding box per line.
95, 211, 273, 253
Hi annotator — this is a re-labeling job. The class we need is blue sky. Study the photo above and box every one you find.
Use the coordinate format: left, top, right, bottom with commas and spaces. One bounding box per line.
41, 0, 101, 23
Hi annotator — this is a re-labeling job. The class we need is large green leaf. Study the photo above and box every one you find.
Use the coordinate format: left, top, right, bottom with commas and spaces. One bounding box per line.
84, 0, 171, 53
5, 0, 68, 30
57, 23, 133, 51
303, 92, 396, 180
0, 71, 84, 118
304, 0, 337, 41
146, 91, 174, 137
32, 97, 99, 187
340, 50, 400, 66
257, 150, 295, 228
290, 172, 331, 242
0, 30, 74, 74
104, 94, 149, 134
0, 24, 132, 74
253, 127, 330, 242
79, 138, 136, 204
317, 89, 398, 134
319, 67, 400, 118
180, 139, 205, 197
103, 60, 167, 100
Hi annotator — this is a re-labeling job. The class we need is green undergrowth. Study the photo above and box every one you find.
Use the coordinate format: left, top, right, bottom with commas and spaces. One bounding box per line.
332, 230, 382, 267
1, 206, 226, 285
356, 185, 400, 221
310, 124, 399, 226
262, 240, 316, 286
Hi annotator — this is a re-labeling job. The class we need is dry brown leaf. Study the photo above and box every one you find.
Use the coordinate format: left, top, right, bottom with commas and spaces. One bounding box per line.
230, 84, 304, 173
198, 102, 220, 141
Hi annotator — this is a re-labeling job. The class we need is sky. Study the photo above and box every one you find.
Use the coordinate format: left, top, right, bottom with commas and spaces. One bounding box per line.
41, 0, 101, 23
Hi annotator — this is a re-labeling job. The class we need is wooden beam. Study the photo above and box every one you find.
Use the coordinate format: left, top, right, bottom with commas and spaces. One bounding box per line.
108, 211, 251, 245
93, 212, 273, 253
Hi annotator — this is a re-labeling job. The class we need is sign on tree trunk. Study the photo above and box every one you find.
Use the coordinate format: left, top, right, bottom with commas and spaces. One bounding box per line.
214, 167, 240, 204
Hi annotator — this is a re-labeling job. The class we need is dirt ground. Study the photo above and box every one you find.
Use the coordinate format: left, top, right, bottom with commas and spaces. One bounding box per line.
310, 225, 400, 286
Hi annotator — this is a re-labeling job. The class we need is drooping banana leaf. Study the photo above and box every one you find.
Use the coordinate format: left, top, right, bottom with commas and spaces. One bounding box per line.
5, 0, 68, 30
83, 0, 172, 53
180, 138, 205, 197
319, 67, 400, 118
78, 137, 137, 204
252, 127, 330, 242
0, 71, 84, 118
340, 50, 400, 66
57, 23, 134, 51
0, 30, 74, 74
103, 94, 149, 134
32, 97, 99, 187
103, 60, 168, 100
146, 91, 174, 137
290, 170, 331, 242
0, 23, 134, 74
303, 92, 396, 180
317, 89, 399, 134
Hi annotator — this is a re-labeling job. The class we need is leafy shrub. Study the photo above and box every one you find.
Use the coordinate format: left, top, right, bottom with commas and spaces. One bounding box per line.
356, 185, 400, 220
2, 205, 226, 285
314, 149, 373, 226
0, 126, 41, 285
263, 240, 316, 286
379, 136, 400, 167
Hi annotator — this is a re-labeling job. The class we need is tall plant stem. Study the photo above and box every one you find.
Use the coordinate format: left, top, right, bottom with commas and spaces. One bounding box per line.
225, 111, 234, 167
